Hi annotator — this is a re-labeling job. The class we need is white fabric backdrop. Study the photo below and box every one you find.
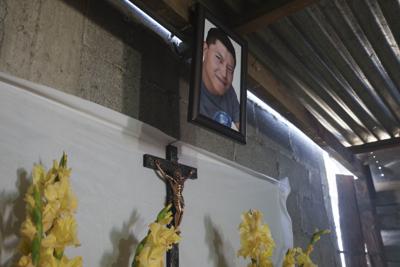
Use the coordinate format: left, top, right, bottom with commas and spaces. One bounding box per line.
0, 72, 292, 267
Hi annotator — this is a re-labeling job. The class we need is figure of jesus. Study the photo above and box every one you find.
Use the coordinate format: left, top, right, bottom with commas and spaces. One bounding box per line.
155, 160, 193, 227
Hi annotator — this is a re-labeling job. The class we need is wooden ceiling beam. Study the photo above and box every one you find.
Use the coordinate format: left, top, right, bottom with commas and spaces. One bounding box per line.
128, 0, 365, 177
349, 137, 400, 154
235, 0, 319, 34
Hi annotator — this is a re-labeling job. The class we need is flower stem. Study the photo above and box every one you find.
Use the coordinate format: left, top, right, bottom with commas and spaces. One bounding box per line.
32, 186, 43, 266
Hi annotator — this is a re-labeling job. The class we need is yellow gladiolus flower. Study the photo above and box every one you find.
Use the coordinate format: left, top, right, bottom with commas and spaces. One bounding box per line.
46, 215, 80, 248
24, 194, 35, 210
59, 255, 83, 267
282, 248, 297, 267
16, 255, 34, 267
148, 222, 180, 249
135, 222, 180, 267
44, 183, 59, 202
20, 218, 36, 241
297, 251, 317, 267
135, 246, 164, 267
42, 201, 61, 232
258, 250, 274, 267
17, 153, 82, 267
237, 209, 275, 265
133, 205, 180, 267
32, 164, 45, 186
39, 247, 58, 267
60, 189, 78, 213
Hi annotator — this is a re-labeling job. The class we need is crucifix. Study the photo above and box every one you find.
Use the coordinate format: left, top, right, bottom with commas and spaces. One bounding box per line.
143, 145, 197, 267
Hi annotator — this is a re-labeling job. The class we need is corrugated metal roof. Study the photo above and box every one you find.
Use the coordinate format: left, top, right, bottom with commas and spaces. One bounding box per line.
246, 0, 400, 148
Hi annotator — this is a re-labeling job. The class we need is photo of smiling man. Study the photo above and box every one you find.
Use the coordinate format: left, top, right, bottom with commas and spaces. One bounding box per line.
200, 23, 241, 131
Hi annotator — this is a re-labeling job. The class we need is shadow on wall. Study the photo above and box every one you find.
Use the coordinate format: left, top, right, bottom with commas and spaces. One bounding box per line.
100, 210, 139, 267
204, 215, 235, 267
63, 0, 182, 139
0, 169, 30, 267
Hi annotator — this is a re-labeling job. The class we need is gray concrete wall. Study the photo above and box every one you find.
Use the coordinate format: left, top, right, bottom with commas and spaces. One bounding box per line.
0, 0, 340, 265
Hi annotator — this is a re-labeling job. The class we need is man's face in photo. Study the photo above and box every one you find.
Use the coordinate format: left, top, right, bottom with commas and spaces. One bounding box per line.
202, 40, 235, 96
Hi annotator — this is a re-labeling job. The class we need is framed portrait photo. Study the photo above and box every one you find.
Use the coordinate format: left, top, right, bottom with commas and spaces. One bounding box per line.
188, 4, 247, 144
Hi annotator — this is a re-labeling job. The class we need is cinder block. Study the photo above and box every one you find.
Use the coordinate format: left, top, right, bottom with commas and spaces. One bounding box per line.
139, 79, 180, 138
0, 0, 41, 79
254, 104, 292, 153
78, 47, 127, 113
29, 0, 86, 94
234, 138, 279, 178
289, 126, 325, 170
83, 0, 129, 68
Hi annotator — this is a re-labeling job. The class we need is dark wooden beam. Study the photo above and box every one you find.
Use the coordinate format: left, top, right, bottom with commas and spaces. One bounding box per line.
350, 137, 400, 154
235, 0, 319, 34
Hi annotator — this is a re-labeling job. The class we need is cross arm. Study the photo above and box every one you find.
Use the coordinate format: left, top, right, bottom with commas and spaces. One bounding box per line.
143, 154, 197, 179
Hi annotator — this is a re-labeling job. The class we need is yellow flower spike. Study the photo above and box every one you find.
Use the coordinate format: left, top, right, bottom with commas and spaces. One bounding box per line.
18, 238, 32, 255
59, 255, 83, 267
42, 201, 61, 232
238, 209, 275, 265
16, 254, 34, 267
147, 222, 180, 250
39, 247, 58, 267
44, 183, 58, 202
282, 248, 297, 267
47, 215, 80, 248
41, 233, 57, 248
297, 251, 317, 267
17, 153, 81, 267
305, 229, 331, 256
20, 218, 37, 241
135, 246, 164, 267
310, 229, 331, 246
132, 205, 181, 267
24, 194, 35, 210
156, 203, 173, 225
32, 165, 45, 186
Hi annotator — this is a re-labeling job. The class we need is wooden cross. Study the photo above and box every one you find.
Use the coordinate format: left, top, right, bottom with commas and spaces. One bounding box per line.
143, 145, 197, 267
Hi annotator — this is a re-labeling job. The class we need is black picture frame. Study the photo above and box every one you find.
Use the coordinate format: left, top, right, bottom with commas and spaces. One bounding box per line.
188, 4, 247, 144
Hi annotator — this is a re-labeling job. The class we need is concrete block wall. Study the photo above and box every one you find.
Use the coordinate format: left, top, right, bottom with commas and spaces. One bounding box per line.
0, 0, 340, 265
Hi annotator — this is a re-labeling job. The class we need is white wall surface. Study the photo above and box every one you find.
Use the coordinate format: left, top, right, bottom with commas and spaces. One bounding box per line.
0, 72, 292, 267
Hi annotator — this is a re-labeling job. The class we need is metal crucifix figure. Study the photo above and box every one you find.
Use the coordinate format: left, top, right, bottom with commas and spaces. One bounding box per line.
143, 145, 197, 267
154, 159, 195, 227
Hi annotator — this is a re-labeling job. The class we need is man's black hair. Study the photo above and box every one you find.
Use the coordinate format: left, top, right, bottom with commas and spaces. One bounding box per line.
205, 28, 236, 66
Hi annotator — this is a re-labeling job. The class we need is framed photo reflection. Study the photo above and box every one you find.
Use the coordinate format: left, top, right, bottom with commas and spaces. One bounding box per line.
189, 4, 247, 144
